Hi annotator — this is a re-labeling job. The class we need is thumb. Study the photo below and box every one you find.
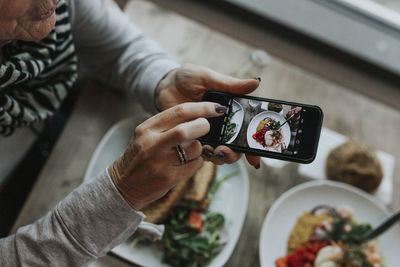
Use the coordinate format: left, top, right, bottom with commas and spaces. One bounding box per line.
204, 67, 261, 95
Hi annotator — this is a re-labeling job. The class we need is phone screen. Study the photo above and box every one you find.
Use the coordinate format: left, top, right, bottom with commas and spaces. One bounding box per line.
222, 97, 302, 155
200, 91, 323, 163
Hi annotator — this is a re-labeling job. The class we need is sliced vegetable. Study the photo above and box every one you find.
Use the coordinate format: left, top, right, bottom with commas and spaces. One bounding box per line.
276, 240, 329, 267
275, 257, 287, 267
187, 210, 203, 232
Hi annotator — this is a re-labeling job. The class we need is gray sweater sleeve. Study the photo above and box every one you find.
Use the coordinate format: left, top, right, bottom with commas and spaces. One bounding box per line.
0, 2, 178, 265
0, 170, 145, 266
69, 0, 180, 113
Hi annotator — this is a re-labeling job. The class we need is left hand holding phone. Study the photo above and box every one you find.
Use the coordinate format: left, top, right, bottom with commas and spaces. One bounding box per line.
154, 64, 261, 168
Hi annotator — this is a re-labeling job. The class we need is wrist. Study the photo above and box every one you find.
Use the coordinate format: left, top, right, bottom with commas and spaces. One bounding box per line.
154, 69, 178, 111
108, 164, 143, 211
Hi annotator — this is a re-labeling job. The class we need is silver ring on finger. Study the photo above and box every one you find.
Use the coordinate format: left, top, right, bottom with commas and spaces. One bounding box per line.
175, 145, 187, 165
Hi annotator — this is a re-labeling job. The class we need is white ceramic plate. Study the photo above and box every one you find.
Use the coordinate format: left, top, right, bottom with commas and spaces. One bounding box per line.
259, 180, 400, 267
84, 118, 249, 267
246, 111, 291, 152
225, 100, 244, 144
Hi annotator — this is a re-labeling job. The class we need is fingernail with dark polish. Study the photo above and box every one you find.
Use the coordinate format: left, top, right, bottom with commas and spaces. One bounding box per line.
202, 147, 214, 158
255, 163, 260, 169
216, 105, 228, 113
252, 77, 261, 82
216, 151, 226, 159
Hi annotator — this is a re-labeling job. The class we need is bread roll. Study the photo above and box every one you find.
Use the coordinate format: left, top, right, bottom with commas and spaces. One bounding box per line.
326, 141, 383, 192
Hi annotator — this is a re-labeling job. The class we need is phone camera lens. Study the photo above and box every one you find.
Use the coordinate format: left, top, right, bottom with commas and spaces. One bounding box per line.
298, 129, 302, 134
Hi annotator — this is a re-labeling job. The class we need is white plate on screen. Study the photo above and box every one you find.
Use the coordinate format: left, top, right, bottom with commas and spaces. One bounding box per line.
246, 111, 290, 152
84, 118, 249, 267
259, 180, 400, 267
225, 100, 244, 144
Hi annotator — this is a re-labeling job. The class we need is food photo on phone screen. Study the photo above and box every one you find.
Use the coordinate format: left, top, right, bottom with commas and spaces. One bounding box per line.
222, 97, 302, 155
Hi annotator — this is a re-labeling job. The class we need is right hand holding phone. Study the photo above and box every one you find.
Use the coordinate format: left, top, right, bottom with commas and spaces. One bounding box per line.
108, 102, 227, 210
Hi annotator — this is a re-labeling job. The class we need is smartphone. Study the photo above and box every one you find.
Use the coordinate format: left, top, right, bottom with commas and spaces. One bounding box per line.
199, 91, 323, 163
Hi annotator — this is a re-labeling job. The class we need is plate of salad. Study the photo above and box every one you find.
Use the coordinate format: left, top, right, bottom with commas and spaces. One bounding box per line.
259, 180, 400, 267
84, 118, 249, 267
112, 162, 249, 267
222, 100, 244, 144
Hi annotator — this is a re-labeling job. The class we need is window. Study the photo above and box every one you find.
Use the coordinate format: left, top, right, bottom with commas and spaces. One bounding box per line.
226, 0, 400, 75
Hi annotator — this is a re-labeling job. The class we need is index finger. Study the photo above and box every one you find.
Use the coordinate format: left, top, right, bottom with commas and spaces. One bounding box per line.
143, 102, 227, 132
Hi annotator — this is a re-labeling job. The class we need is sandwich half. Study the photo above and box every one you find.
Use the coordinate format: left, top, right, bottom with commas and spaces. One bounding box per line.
180, 161, 216, 211
142, 161, 217, 223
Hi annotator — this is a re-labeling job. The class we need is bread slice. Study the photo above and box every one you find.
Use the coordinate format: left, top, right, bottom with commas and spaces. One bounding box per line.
142, 178, 190, 224
181, 161, 216, 210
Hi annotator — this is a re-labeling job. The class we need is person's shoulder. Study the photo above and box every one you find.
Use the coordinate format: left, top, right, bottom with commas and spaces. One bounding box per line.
66, 0, 110, 28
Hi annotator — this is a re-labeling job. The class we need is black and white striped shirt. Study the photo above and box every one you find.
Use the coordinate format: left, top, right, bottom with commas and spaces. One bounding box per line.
0, 0, 78, 137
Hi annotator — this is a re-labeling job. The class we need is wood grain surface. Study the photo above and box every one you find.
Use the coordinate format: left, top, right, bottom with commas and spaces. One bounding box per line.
11, 1, 400, 266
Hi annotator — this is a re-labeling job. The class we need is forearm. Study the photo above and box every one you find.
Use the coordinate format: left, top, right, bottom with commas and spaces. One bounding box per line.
0, 170, 144, 266
69, 0, 180, 113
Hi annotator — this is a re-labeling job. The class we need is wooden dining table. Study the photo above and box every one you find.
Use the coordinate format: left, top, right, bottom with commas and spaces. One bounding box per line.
10, 1, 400, 266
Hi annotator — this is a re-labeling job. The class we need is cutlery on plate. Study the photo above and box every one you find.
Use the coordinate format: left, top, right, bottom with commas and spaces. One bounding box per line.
363, 209, 400, 242
278, 113, 295, 129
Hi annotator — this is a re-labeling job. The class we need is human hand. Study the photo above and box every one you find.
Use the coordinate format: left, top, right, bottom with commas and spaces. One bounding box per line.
108, 102, 226, 210
155, 64, 261, 168
287, 107, 302, 122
